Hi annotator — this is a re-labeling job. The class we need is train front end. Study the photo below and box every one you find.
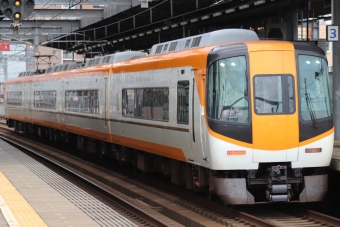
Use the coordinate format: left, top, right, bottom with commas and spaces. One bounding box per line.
206, 41, 333, 204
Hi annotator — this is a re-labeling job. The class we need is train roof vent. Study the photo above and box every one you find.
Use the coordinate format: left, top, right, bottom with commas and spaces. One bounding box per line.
94, 58, 100, 65
169, 42, 178, 52
84, 59, 95, 67
191, 36, 202, 47
109, 51, 146, 63
65, 62, 77, 70
105, 56, 112, 63
162, 44, 169, 53
18, 72, 25, 77
149, 29, 259, 55
155, 45, 163, 54
61, 65, 67, 71
51, 66, 58, 72
184, 39, 191, 49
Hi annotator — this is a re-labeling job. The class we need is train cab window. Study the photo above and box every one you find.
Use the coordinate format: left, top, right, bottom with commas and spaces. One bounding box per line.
254, 75, 295, 114
207, 56, 249, 123
177, 81, 189, 124
34, 91, 56, 110
122, 88, 169, 121
65, 90, 99, 114
298, 55, 332, 121
7, 91, 22, 106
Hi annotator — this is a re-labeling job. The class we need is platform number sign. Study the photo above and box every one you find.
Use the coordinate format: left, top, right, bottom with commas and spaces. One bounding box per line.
327, 25, 339, 41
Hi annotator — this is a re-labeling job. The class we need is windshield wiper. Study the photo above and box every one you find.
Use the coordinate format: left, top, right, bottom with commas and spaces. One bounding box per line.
304, 78, 318, 128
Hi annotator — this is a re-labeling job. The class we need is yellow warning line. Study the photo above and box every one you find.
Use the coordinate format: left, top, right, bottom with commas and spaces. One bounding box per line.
0, 171, 47, 227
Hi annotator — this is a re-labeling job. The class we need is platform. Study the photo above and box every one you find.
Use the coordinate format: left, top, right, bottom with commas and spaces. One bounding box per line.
0, 139, 137, 227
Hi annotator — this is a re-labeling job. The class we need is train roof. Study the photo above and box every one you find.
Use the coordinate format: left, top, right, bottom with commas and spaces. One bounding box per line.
149, 29, 259, 55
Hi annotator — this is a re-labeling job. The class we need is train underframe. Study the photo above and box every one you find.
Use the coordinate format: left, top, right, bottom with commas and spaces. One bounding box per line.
7, 119, 328, 205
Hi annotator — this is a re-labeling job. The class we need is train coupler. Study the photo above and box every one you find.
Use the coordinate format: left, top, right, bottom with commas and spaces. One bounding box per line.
266, 165, 291, 202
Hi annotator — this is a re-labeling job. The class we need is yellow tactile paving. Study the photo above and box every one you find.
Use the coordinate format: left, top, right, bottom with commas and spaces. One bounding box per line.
0, 171, 47, 227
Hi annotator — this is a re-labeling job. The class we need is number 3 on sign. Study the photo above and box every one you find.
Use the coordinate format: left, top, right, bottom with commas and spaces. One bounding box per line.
327, 25, 339, 41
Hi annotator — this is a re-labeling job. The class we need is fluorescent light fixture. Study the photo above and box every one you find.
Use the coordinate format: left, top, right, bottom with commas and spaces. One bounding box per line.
225, 8, 235, 14
146, 31, 152, 34
213, 12, 222, 17
254, 0, 265, 5
125, 37, 130, 40
239, 4, 249, 10
201, 15, 210, 20
112, 40, 117, 43
162, 26, 169, 30
119, 39, 124, 41
132, 35, 137, 38
180, 21, 188, 25
171, 24, 178, 28
41, 33, 48, 35
154, 28, 161, 32
191, 18, 198, 23
139, 33, 145, 36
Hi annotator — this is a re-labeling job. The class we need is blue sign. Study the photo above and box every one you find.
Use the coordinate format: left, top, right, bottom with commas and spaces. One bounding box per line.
327, 25, 339, 41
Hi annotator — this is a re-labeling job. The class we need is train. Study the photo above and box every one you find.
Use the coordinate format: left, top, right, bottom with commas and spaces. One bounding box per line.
4, 29, 333, 204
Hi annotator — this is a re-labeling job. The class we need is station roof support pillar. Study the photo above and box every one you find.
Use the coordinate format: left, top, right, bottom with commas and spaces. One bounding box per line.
332, 0, 340, 139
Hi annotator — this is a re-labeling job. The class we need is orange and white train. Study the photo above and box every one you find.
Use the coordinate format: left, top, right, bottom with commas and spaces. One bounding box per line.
4, 29, 333, 204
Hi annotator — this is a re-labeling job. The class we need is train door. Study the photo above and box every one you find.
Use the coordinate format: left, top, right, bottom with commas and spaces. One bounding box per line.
191, 77, 206, 164
177, 74, 194, 161
249, 50, 299, 162
104, 77, 110, 134
24, 81, 29, 122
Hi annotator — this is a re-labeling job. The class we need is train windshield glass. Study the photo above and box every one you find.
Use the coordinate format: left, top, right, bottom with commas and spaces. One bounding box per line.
254, 75, 295, 114
207, 56, 249, 123
298, 55, 332, 121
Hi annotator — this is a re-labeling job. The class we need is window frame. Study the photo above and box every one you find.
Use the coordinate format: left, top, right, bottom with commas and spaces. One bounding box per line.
65, 89, 99, 114
253, 74, 295, 115
6, 91, 22, 106
33, 90, 57, 110
177, 80, 190, 124
122, 87, 169, 122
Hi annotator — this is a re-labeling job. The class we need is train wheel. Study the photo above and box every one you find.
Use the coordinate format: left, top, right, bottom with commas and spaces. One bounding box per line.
13, 121, 19, 132
53, 129, 58, 143
207, 191, 213, 201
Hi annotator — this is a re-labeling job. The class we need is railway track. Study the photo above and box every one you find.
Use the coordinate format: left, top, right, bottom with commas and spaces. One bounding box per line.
0, 123, 339, 227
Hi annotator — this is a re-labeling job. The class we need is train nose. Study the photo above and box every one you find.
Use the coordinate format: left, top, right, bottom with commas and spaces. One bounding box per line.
252, 114, 299, 163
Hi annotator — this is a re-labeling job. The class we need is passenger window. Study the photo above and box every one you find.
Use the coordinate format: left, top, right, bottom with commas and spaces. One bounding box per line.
177, 81, 189, 124
65, 90, 99, 114
122, 89, 135, 117
122, 88, 169, 121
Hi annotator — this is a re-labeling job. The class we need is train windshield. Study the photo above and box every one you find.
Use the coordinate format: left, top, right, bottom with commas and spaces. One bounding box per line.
298, 55, 332, 122
253, 75, 295, 114
207, 56, 249, 123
